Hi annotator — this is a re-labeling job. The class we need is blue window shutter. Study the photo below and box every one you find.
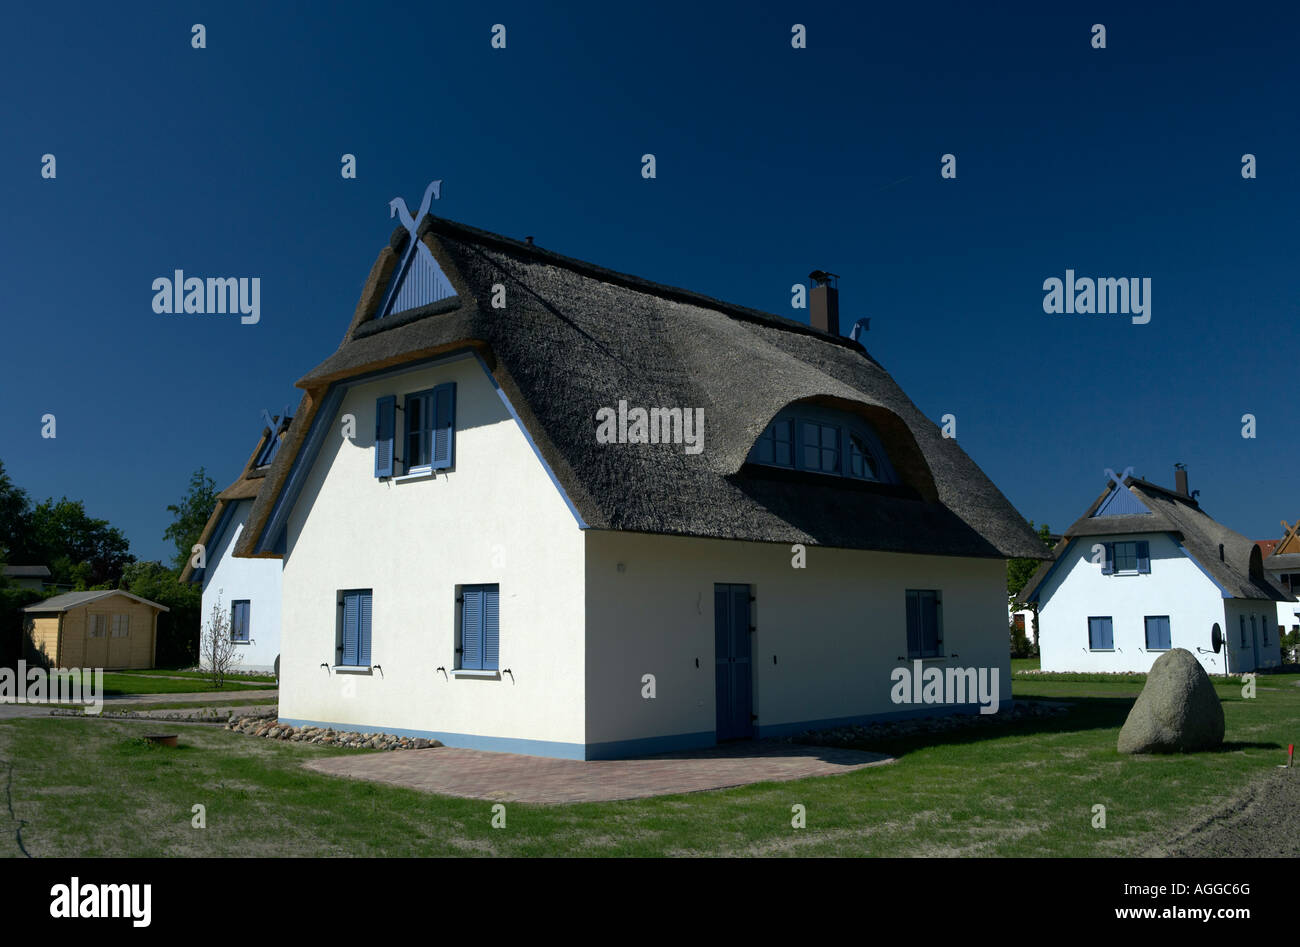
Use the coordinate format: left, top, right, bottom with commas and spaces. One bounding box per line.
1101, 543, 1115, 575
358, 592, 372, 666
483, 586, 499, 670
1136, 541, 1150, 573
932, 592, 943, 654
431, 383, 456, 469
232, 601, 250, 642
1089, 617, 1113, 649
375, 396, 396, 477
342, 592, 360, 665
461, 587, 483, 670
905, 590, 920, 656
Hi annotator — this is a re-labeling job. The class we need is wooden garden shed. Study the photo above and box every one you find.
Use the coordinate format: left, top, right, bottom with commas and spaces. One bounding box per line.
22, 590, 168, 669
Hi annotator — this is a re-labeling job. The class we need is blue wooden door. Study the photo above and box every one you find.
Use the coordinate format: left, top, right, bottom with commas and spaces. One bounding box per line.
714, 584, 753, 741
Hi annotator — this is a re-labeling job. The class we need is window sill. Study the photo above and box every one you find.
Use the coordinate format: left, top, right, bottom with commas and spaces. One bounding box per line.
231, 640, 252, 646
902, 655, 948, 662
332, 665, 373, 674
1088, 649, 1115, 653
393, 468, 437, 483
452, 669, 500, 679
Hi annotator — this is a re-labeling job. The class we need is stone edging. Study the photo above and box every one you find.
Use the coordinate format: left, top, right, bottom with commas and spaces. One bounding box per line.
225, 714, 442, 750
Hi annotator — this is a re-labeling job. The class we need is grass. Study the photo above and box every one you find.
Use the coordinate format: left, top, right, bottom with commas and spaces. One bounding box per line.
2, 671, 1296, 857
96, 674, 273, 696
116, 668, 278, 684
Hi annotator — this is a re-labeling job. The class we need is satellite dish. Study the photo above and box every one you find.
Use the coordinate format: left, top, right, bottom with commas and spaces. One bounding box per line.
1211, 623, 1223, 653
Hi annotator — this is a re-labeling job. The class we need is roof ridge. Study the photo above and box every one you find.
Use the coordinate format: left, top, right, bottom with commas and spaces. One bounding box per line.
420, 214, 877, 360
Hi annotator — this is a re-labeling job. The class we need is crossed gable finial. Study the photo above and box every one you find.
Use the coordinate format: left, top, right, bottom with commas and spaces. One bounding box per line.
1103, 465, 1134, 489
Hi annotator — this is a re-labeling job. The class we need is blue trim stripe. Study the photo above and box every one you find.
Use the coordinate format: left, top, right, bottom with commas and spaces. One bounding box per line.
754, 701, 1011, 738
280, 718, 587, 759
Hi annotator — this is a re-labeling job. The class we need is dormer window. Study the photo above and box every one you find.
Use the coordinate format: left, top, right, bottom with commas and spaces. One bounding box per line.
254, 427, 283, 468
747, 406, 896, 484
752, 419, 793, 467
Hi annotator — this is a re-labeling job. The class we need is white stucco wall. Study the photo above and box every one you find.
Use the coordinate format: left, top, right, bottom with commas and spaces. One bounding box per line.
1222, 599, 1285, 671
200, 499, 283, 672
583, 531, 1010, 755
277, 354, 588, 755
1036, 531, 1282, 673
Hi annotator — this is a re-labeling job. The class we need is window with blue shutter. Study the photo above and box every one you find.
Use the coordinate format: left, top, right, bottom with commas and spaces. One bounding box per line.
404, 389, 433, 469
1136, 540, 1150, 573
375, 397, 396, 477
399, 382, 455, 473
458, 584, 499, 671
1101, 543, 1115, 574
231, 600, 250, 642
338, 589, 373, 666
905, 589, 942, 658
1088, 616, 1114, 649
1240, 615, 1247, 647
1144, 615, 1170, 650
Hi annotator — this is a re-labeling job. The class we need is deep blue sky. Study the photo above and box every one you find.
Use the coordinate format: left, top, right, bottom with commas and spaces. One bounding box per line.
2, 1, 1297, 563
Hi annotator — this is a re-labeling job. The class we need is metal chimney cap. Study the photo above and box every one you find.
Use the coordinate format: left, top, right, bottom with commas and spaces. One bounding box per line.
808, 270, 839, 287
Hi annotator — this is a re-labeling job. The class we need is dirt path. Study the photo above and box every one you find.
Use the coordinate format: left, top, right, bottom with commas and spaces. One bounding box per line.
1154, 767, 1300, 857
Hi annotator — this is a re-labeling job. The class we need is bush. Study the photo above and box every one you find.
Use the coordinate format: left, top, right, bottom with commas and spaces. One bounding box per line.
0, 587, 45, 668
1009, 623, 1035, 659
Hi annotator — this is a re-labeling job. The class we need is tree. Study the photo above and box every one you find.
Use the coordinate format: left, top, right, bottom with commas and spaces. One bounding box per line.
1008, 522, 1054, 598
163, 469, 218, 571
26, 497, 132, 587
201, 592, 242, 687
0, 460, 33, 562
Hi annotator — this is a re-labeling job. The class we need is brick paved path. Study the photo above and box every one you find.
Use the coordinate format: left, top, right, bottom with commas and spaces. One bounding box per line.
304, 740, 893, 804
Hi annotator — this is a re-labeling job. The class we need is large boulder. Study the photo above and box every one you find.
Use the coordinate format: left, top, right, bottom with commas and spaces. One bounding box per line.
1118, 649, 1225, 754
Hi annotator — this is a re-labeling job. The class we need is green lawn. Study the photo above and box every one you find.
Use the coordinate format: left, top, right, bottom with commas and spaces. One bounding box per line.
116, 668, 278, 684
96, 674, 274, 696
1, 671, 1295, 857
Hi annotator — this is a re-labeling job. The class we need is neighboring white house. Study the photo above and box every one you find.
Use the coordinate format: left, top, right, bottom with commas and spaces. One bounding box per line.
228, 213, 1048, 760
1019, 468, 1290, 675
1260, 522, 1300, 653
181, 415, 291, 674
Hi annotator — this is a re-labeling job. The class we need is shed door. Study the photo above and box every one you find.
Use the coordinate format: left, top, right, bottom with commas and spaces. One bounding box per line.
714, 584, 753, 741
83, 613, 109, 668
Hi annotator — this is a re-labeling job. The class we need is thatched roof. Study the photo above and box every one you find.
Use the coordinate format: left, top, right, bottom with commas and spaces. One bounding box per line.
235, 215, 1048, 561
1018, 476, 1292, 603
1264, 552, 1300, 573
178, 415, 291, 584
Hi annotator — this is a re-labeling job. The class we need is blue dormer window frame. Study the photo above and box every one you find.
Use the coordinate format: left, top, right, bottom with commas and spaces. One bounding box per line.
254, 428, 282, 468
747, 406, 896, 484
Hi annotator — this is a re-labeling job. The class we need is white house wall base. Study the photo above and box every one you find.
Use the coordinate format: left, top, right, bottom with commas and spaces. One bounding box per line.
583, 531, 1011, 758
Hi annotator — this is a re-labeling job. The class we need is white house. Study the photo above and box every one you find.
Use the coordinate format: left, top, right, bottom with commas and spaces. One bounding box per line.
1019, 468, 1290, 674
182, 415, 291, 674
1261, 521, 1300, 653
229, 213, 1048, 759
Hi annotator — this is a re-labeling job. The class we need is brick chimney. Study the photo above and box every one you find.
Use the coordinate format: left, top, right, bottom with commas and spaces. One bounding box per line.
1174, 463, 1189, 496
809, 270, 840, 335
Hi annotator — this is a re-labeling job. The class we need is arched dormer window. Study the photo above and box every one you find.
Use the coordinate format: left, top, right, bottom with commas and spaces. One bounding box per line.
747, 404, 898, 484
